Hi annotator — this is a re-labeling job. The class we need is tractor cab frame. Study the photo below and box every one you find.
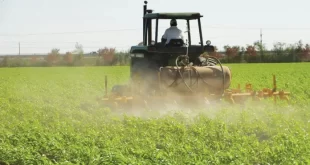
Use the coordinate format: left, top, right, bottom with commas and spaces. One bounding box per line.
142, 5, 204, 47
130, 1, 215, 58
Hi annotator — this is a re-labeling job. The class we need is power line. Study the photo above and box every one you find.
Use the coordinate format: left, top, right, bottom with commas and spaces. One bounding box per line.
0, 35, 243, 44
0, 46, 132, 49
0, 28, 152, 37
0, 41, 127, 44
1, 26, 310, 37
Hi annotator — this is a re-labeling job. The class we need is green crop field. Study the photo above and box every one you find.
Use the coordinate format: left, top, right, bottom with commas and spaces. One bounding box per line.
1, 63, 310, 164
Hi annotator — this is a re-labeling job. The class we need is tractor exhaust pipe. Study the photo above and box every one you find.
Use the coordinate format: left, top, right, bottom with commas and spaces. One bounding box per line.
143, 1, 148, 45
143, 1, 147, 17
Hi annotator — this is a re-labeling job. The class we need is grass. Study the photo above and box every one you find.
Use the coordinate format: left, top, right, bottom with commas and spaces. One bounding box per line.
0, 63, 310, 164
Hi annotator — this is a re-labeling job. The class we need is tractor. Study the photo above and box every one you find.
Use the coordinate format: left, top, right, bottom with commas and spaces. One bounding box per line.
99, 1, 290, 111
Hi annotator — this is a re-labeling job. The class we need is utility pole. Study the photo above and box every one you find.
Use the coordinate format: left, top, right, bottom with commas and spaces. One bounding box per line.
260, 28, 263, 45
19, 42, 20, 55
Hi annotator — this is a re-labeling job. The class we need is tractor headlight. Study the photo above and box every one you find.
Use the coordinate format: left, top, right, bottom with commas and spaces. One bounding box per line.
130, 53, 144, 58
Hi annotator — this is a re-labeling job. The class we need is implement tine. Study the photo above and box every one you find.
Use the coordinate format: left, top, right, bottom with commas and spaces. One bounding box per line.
224, 75, 290, 104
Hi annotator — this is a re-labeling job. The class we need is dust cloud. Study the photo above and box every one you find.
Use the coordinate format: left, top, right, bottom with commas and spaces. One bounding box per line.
98, 68, 303, 127
77, 65, 303, 128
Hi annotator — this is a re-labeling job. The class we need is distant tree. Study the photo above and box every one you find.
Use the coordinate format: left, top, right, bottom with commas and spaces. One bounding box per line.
72, 42, 84, 61
301, 44, 310, 61
30, 56, 38, 65
272, 42, 287, 62
223, 45, 240, 62
72, 42, 83, 54
254, 41, 267, 62
244, 44, 257, 62
64, 52, 73, 65
98, 47, 117, 65
31, 56, 37, 63
293, 40, 309, 62
1, 56, 9, 67
46, 48, 60, 64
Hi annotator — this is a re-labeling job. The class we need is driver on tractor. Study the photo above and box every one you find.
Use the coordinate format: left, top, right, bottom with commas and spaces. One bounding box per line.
161, 19, 184, 45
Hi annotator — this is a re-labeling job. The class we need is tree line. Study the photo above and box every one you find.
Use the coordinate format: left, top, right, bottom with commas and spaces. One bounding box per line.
214, 40, 310, 63
0, 40, 309, 67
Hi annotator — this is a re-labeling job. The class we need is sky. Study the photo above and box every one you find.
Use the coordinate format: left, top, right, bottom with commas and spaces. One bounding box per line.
0, 0, 310, 55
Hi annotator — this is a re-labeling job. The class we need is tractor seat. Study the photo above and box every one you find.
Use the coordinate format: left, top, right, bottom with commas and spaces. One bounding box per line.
165, 39, 184, 47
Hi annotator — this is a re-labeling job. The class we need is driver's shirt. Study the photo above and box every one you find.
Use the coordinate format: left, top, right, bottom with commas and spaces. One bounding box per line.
162, 26, 184, 44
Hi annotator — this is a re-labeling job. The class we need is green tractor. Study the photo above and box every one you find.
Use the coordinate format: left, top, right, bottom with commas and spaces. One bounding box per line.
99, 1, 289, 111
